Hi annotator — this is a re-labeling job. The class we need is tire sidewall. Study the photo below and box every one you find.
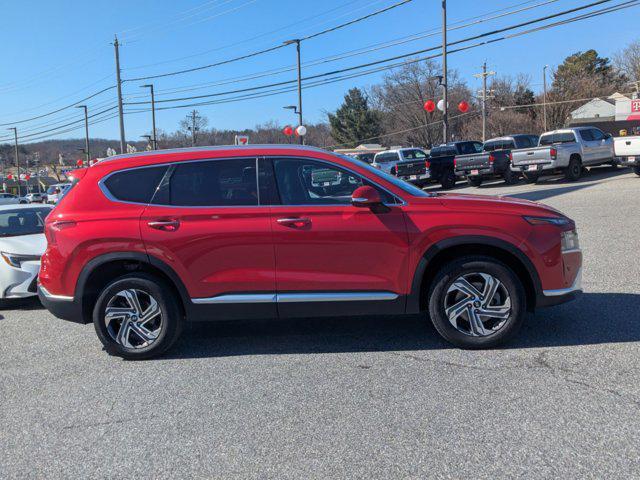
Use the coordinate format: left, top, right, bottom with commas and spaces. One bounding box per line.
565, 158, 582, 181
428, 256, 525, 349
441, 169, 456, 189
93, 273, 181, 360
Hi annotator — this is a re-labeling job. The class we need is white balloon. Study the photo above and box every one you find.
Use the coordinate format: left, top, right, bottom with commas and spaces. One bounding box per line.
295, 125, 307, 136
437, 99, 448, 112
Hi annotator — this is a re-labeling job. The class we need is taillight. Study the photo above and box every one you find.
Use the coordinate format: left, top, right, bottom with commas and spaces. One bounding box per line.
453, 158, 457, 167
45, 221, 76, 245
489, 153, 495, 164
550, 147, 557, 160
509, 152, 513, 161
425, 160, 431, 169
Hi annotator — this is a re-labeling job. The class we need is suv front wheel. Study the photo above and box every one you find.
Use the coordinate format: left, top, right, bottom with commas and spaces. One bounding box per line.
427, 256, 525, 349
93, 273, 183, 360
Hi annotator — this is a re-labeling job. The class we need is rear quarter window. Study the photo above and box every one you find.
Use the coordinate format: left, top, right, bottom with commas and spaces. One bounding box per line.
103, 166, 168, 204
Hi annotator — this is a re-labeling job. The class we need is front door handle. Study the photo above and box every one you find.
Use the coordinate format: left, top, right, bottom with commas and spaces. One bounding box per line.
276, 217, 311, 228
148, 219, 180, 231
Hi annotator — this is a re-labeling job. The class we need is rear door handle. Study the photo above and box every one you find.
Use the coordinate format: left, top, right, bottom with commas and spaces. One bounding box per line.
276, 217, 311, 228
148, 219, 180, 231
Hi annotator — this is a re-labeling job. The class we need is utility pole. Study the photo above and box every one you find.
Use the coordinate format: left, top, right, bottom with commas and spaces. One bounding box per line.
8, 128, 21, 195
113, 35, 126, 154
441, 0, 448, 143
76, 105, 90, 165
473, 62, 496, 142
284, 39, 304, 144
543, 65, 549, 131
141, 84, 157, 149
190, 110, 200, 146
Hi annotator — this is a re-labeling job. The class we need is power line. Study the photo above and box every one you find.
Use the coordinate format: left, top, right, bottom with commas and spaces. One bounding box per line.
124, 0, 415, 82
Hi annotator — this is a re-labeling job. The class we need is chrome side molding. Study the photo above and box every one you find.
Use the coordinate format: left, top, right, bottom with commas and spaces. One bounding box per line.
542, 268, 583, 297
191, 291, 398, 304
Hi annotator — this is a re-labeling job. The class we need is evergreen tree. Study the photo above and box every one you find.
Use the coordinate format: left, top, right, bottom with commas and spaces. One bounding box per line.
328, 88, 382, 147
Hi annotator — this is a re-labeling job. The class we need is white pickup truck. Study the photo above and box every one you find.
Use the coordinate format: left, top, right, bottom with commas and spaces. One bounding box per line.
614, 135, 640, 176
511, 126, 615, 183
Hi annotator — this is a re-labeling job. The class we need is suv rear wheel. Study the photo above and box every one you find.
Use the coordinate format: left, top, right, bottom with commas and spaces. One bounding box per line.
427, 256, 525, 349
93, 273, 183, 360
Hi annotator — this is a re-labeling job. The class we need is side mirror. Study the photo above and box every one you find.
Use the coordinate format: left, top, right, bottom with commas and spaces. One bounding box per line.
352, 185, 382, 208
604, 133, 612, 139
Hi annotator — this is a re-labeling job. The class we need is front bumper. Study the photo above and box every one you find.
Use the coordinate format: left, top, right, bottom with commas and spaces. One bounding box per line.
537, 266, 582, 308
37, 285, 85, 323
0, 260, 40, 299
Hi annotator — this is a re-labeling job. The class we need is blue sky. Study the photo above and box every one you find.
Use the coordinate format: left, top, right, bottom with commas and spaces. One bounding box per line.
0, 0, 637, 144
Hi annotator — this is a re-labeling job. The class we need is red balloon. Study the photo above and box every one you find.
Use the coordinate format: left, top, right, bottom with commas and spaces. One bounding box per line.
76, 159, 83, 167
283, 125, 294, 136
423, 100, 436, 112
458, 101, 470, 113
7, 174, 13, 180
25, 174, 31, 180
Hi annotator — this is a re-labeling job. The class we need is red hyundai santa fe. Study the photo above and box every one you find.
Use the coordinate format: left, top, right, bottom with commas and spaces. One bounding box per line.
38, 145, 582, 359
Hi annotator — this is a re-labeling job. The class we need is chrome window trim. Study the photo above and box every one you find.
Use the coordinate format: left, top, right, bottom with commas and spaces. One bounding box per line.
191, 291, 399, 304
98, 154, 407, 208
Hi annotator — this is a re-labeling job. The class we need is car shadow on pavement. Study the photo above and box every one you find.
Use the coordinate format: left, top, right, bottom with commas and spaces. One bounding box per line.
0, 297, 44, 311
165, 292, 640, 359
506, 184, 594, 202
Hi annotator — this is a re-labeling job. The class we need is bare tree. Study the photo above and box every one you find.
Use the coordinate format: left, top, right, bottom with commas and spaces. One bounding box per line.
614, 39, 640, 86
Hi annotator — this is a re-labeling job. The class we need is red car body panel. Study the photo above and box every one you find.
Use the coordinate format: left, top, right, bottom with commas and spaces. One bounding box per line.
38, 145, 581, 322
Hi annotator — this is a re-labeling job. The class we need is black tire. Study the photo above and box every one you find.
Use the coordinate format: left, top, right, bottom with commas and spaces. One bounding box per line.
565, 157, 582, 181
93, 273, 183, 360
633, 165, 640, 176
427, 255, 526, 349
467, 176, 483, 187
522, 172, 539, 184
503, 167, 518, 185
440, 169, 456, 190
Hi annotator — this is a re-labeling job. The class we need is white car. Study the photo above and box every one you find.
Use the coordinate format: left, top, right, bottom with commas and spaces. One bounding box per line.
45, 183, 72, 204
0, 204, 52, 299
25, 192, 44, 203
0, 193, 29, 205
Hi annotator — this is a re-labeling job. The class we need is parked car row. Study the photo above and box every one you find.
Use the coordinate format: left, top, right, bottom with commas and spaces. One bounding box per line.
378, 126, 639, 190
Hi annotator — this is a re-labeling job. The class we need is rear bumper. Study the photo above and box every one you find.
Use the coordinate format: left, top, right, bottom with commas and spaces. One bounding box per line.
617, 156, 638, 167
398, 172, 430, 183
512, 160, 561, 173
38, 285, 85, 323
455, 166, 495, 177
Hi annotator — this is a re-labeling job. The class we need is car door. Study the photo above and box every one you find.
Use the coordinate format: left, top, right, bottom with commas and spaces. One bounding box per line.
589, 128, 611, 162
265, 156, 409, 318
577, 129, 596, 163
139, 157, 277, 317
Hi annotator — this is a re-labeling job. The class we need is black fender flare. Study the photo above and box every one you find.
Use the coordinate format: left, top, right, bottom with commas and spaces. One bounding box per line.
406, 235, 542, 313
75, 252, 191, 313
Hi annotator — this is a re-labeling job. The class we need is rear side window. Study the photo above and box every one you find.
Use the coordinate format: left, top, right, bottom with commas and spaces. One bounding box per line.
103, 166, 168, 204
540, 132, 576, 145
155, 159, 258, 207
374, 152, 400, 163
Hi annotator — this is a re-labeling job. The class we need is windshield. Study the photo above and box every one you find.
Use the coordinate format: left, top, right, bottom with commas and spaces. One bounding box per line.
0, 207, 51, 237
539, 132, 576, 145
335, 154, 430, 197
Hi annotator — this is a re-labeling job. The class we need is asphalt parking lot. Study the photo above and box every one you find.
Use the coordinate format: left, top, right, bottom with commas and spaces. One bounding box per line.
1, 166, 639, 479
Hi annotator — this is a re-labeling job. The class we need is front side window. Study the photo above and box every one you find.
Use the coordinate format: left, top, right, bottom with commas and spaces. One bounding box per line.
104, 166, 168, 204
155, 159, 258, 207
0, 207, 50, 237
272, 159, 394, 206
579, 130, 594, 141
590, 128, 605, 140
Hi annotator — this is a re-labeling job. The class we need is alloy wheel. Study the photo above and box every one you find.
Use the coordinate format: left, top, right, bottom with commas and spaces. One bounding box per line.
444, 272, 512, 337
104, 289, 163, 349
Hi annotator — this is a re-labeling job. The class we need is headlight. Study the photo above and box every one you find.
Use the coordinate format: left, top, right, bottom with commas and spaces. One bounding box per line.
523, 215, 571, 226
1, 252, 41, 268
561, 230, 580, 252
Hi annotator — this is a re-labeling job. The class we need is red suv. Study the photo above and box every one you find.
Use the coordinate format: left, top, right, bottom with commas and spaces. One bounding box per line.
38, 146, 582, 359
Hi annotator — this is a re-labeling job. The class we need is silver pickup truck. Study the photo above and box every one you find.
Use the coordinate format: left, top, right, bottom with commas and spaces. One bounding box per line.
511, 126, 615, 182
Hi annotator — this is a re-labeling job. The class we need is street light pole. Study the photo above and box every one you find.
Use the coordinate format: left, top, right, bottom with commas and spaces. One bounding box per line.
76, 105, 90, 166
113, 35, 126, 154
474, 62, 496, 142
8, 127, 22, 195
441, 0, 448, 143
141, 84, 157, 149
284, 39, 303, 145
543, 65, 549, 131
